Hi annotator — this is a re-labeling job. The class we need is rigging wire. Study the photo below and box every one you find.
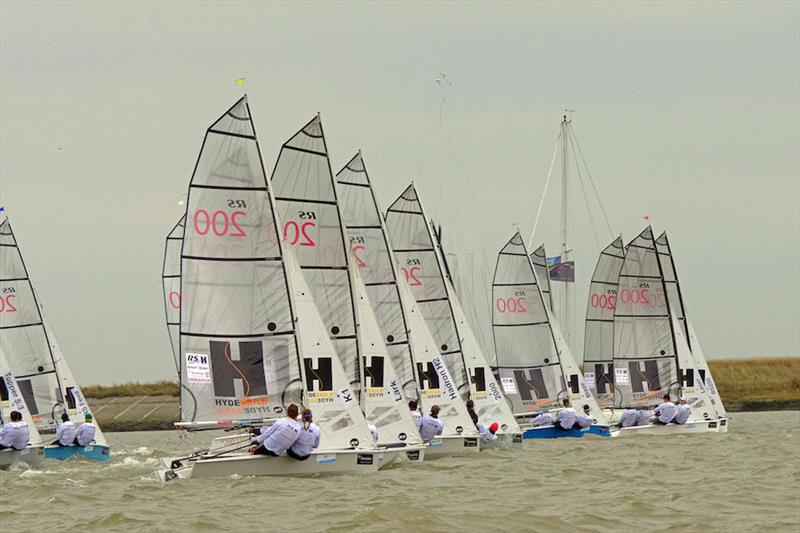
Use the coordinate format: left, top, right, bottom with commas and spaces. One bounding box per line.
568, 122, 614, 239
528, 135, 560, 250
567, 126, 603, 253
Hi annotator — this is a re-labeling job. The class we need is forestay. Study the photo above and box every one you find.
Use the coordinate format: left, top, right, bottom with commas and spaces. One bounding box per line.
179, 97, 301, 424
612, 226, 677, 409
583, 237, 625, 408
336, 153, 418, 399
162, 216, 185, 377
270, 117, 361, 395
492, 232, 562, 413
530, 244, 553, 311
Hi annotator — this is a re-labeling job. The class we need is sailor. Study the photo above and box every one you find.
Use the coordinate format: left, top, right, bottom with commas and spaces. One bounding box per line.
418, 405, 444, 443
575, 404, 593, 429
0, 411, 30, 450
672, 397, 692, 424
250, 404, 302, 456
652, 395, 677, 425
553, 398, 577, 430
466, 399, 478, 424
476, 421, 498, 444
73, 413, 97, 447
287, 408, 320, 461
530, 411, 553, 426
368, 423, 379, 444
54, 413, 76, 446
408, 400, 422, 431
617, 409, 638, 428
634, 409, 651, 427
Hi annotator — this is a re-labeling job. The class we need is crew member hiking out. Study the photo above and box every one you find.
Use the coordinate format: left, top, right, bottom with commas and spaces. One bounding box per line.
0, 411, 29, 450
73, 413, 96, 446
553, 398, 577, 431
250, 404, 302, 456
419, 405, 444, 443
54, 413, 76, 446
288, 408, 320, 461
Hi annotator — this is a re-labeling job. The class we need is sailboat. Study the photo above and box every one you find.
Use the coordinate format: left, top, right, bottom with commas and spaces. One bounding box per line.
336, 152, 476, 459
0, 217, 110, 461
385, 184, 522, 447
269, 119, 422, 463
0, 368, 45, 469
161, 215, 184, 382
159, 97, 383, 480
608, 226, 721, 436
492, 232, 609, 438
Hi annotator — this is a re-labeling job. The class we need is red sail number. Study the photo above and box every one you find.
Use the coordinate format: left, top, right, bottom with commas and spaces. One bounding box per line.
353, 245, 366, 268
590, 293, 617, 310
618, 288, 651, 305
168, 291, 181, 309
495, 297, 527, 313
0, 294, 17, 313
400, 266, 422, 286
283, 221, 316, 247
193, 210, 247, 237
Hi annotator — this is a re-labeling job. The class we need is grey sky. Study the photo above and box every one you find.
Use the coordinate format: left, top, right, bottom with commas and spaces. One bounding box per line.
1, 1, 797, 385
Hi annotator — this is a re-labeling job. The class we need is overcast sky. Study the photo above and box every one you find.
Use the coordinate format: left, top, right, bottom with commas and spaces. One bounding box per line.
1, 1, 797, 385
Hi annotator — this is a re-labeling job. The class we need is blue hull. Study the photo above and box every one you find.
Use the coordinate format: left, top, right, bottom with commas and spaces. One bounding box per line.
44, 444, 111, 462
523, 424, 611, 439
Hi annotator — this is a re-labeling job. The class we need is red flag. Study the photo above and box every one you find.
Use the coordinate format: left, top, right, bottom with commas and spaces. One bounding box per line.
643, 215, 650, 221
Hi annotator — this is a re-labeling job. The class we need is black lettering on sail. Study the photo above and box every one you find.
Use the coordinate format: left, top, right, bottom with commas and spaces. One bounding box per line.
304, 357, 333, 391
594, 364, 614, 394
364, 356, 385, 388
678, 368, 695, 388
514, 369, 548, 402
417, 362, 440, 390
568, 374, 580, 394
65, 386, 77, 410
0, 377, 7, 401
628, 360, 662, 393
470, 367, 486, 392
209, 340, 267, 397
17, 379, 39, 415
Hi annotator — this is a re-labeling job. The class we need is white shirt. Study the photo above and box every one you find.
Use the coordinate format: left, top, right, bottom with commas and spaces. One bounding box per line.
368, 424, 379, 444
55, 421, 76, 445
619, 410, 638, 428
673, 404, 692, 424
0, 421, 30, 450
655, 402, 677, 424
419, 415, 443, 442
532, 412, 553, 426
634, 410, 651, 426
410, 410, 422, 430
253, 417, 302, 454
476, 423, 497, 444
74, 422, 96, 446
575, 412, 593, 429
555, 407, 577, 428
290, 422, 321, 457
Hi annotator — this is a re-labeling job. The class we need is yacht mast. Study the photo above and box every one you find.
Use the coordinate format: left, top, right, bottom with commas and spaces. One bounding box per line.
560, 114, 573, 350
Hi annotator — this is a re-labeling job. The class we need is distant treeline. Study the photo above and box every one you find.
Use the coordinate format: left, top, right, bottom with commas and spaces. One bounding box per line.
82, 357, 800, 411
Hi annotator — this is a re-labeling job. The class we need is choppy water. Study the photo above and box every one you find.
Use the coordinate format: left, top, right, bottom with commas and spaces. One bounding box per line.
1, 411, 798, 532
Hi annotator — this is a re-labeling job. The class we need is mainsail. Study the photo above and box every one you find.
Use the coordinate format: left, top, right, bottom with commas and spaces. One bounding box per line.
336, 153, 418, 399
179, 97, 300, 423
162, 216, 185, 376
583, 236, 625, 407
612, 226, 678, 408
270, 116, 361, 394
386, 185, 519, 432
530, 244, 553, 311
0, 217, 105, 445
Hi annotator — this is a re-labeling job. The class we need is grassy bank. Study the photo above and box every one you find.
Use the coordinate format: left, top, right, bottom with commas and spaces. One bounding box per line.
82, 357, 799, 431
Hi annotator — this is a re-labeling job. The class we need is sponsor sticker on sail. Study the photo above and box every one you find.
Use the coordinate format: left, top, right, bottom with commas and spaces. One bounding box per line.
583, 372, 596, 389
186, 353, 211, 384
501, 377, 518, 395
614, 367, 629, 385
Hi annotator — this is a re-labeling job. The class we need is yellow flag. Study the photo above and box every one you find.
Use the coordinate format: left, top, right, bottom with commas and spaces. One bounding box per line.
234, 78, 246, 87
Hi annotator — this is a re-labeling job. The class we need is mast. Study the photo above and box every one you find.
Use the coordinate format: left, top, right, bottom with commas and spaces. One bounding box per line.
559, 115, 573, 351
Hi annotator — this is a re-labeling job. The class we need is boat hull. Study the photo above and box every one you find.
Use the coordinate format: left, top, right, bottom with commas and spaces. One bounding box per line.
481, 431, 524, 449
424, 434, 480, 459
160, 448, 385, 480
611, 419, 721, 437
44, 444, 111, 462
0, 444, 45, 469
521, 424, 610, 439
380, 444, 426, 467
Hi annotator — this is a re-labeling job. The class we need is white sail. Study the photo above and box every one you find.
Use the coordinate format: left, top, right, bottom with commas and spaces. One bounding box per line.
0, 217, 102, 439
583, 236, 625, 407
530, 244, 553, 311
386, 184, 519, 434
162, 216, 185, 376
270, 116, 361, 394
670, 311, 717, 421
612, 226, 678, 408
336, 152, 418, 399
397, 275, 478, 437
686, 319, 726, 417
0, 366, 44, 446
179, 97, 301, 424
351, 262, 422, 446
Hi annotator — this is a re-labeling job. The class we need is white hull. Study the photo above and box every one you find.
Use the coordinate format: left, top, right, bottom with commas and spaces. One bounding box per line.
0, 444, 45, 469
611, 419, 721, 437
159, 448, 385, 481
424, 434, 480, 460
